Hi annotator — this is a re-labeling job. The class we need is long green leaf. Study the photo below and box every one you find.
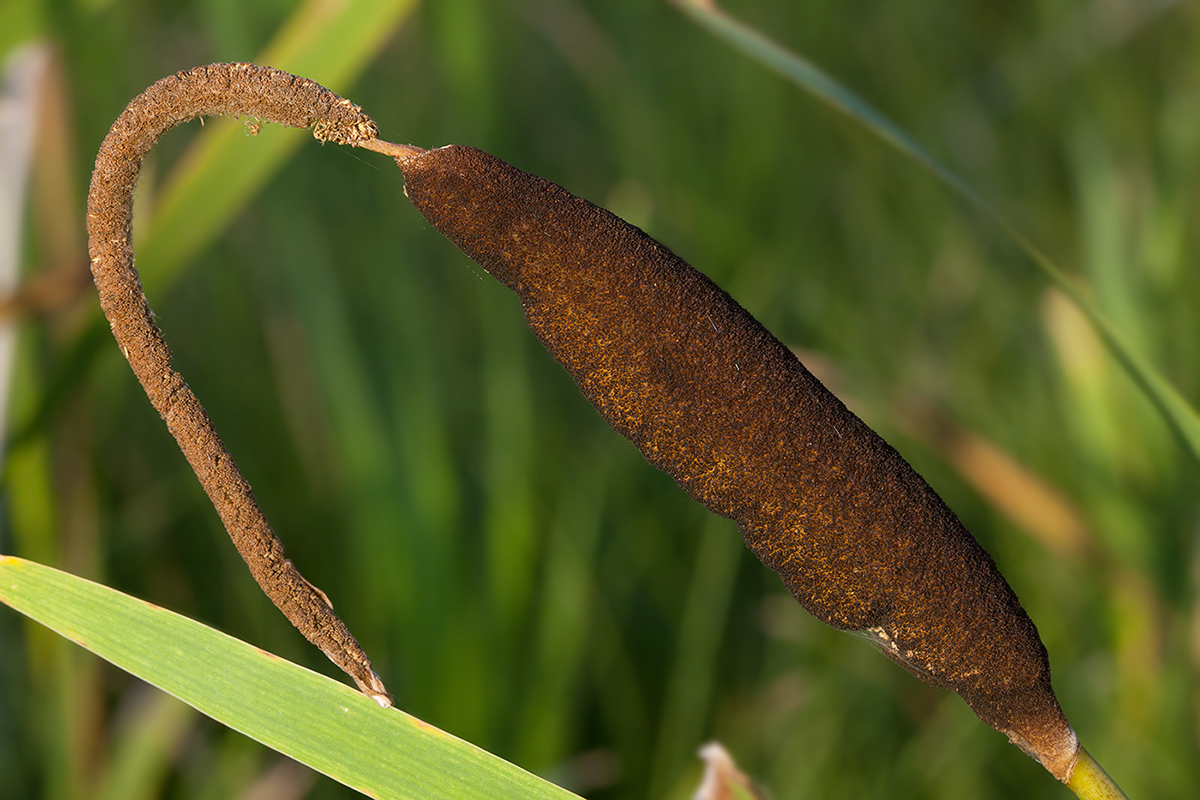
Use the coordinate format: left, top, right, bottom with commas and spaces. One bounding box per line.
134, 0, 420, 297
670, 0, 1200, 466
0, 555, 581, 800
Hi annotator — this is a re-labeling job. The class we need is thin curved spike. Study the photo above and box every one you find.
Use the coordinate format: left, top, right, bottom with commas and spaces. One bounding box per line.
87, 62, 390, 707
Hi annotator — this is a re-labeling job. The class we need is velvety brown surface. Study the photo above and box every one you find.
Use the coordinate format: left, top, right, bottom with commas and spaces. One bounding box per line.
87, 63, 390, 706
399, 145, 1079, 779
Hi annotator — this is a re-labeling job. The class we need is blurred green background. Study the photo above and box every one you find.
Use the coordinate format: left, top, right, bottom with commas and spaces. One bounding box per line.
1, 0, 1197, 798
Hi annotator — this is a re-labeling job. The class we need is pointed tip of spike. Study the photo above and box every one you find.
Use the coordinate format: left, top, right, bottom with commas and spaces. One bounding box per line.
1066, 746, 1128, 800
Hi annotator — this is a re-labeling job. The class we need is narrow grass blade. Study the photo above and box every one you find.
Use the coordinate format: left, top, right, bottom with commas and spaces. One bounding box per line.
0, 555, 581, 800
134, 0, 420, 296
670, 0, 1200, 465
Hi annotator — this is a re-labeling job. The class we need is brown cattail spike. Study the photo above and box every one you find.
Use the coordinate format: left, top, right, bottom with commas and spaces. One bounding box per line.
397, 145, 1080, 779
88, 63, 390, 707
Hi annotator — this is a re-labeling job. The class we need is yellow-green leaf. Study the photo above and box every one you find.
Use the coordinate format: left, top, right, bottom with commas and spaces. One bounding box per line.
0, 555, 581, 800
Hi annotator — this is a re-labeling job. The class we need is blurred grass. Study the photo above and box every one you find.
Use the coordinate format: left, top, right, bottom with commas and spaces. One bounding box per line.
2, 1, 1198, 799
675, 0, 1200, 468
137, 0, 420, 296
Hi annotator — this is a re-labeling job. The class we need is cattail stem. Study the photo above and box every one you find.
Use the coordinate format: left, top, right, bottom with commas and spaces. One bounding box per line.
355, 138, 425, 160
1067, 748, 1130, 800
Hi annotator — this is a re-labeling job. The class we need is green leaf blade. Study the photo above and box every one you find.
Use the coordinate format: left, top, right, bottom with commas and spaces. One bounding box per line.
0, 556, 581, 800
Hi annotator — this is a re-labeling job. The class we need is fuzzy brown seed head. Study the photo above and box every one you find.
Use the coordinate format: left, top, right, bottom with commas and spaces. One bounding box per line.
399, 145, 1079, 779
87, 63, 390, 707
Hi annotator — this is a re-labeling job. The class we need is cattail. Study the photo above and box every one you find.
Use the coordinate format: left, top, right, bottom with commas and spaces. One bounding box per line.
89, 62, 1125, 796
87, 63, 390, 707
395, 144, 1095, 784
